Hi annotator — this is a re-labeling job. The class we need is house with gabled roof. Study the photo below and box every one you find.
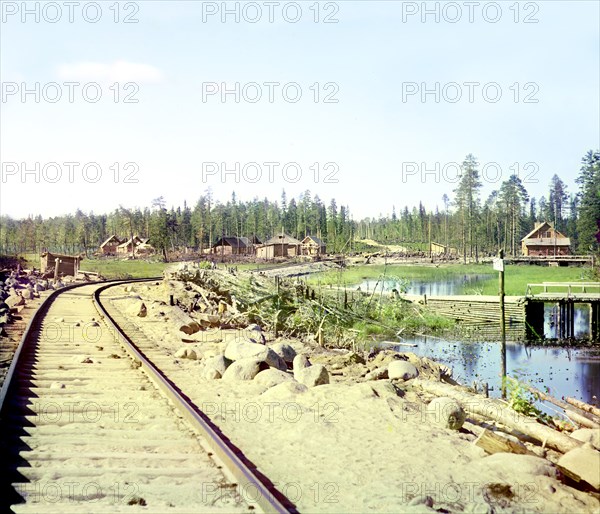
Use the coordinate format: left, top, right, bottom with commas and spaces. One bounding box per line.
257, 233, 303, 259
212, 236, 251, 255
301, 235, 326, 256
99, 235, 123, 255
521, 222, 571, 256
116, 236, 154, 257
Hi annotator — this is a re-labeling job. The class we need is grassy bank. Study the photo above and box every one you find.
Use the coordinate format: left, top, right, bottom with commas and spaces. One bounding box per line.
309, 263, 592, 296
79, 259, 169, 279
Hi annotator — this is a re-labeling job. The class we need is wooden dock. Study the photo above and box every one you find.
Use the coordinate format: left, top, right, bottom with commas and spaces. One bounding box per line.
401, 282, 600, 340
503, 255, 595, 266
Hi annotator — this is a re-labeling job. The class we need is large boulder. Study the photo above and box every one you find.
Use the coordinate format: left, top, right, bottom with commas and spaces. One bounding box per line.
203, 368, 222, 380
292, 354, 311, 379
388, 360, 418, 380
174, 347, 198, 360
365, 366, 388, 381
427, 397, 466, 430
296, 364, 329, 387
260, 381, 308, 401
222, 358, 268, 381
254, 369, 294, 388
5, 295, 24, 308
557, 444, 600, 490
21, 289, 33, 300
244, 323, 266, 344
571, 428, 600, 450
270, 342, 297, 364
224, 339, 286, 371
203, 355, 231, 376
129, 300, 147, 318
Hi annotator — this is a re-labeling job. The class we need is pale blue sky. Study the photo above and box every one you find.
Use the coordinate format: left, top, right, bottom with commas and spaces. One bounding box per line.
1, 0, 599, 220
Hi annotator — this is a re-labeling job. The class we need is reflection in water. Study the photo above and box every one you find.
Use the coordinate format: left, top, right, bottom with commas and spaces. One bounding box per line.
357, 275, 492, 296
393, 336, 600, 406
544, 303, 591, 339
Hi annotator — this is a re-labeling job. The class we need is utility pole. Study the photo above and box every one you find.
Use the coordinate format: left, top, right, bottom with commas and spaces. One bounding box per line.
53, 258, 61, 283
495, 249, 507, 398
221, 225, 224, 263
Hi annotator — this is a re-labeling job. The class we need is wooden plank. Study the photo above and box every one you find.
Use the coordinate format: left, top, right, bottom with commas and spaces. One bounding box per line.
474, 428, 535, 456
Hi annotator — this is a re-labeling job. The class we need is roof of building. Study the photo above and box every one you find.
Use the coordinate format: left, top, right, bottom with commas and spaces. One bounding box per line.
117, 236, 144, 248
213, 237, 249, 249
100, 235, 122, 247
302, 235, 325, 246
40, 252, 82, 260
521, 221, 568, 242
264, 234, 302, 246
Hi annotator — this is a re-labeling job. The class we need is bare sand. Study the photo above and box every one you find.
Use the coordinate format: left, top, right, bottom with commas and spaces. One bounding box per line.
103, 281, 600, 514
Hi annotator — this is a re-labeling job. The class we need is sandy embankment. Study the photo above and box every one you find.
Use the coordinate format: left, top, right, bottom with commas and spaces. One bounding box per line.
103, 280, 599, 514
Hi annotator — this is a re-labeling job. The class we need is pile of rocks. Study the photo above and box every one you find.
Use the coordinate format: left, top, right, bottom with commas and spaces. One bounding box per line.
174, 324, 330, 388
0, 271, 55, 326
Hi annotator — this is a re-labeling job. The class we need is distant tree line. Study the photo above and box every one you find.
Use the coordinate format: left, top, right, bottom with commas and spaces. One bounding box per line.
1, 150, 598, 259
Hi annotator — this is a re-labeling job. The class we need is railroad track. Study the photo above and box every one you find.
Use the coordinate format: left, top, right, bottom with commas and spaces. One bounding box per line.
0, 281, 290, 513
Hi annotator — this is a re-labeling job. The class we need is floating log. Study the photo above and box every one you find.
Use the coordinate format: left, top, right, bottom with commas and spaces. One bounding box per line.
412, 379, 583, 454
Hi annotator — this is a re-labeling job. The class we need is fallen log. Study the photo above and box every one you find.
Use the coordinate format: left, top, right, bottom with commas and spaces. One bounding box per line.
167, 305, 203, 334
565, 410, 600, 430
412, 379, 583, 454
473, 427, 535, 456
526, 385, 600, 425
565, 397, 600, 418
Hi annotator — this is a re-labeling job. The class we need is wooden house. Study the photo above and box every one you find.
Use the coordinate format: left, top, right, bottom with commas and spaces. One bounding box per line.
301, 235, 326, 256
99, 235, 122, 255
430, 242, 458, 255
212, 237, 251, 255
40, 252, 82, 276
117, 236, 154, 256
521, 222, 571, 256
257, 234, 302, 259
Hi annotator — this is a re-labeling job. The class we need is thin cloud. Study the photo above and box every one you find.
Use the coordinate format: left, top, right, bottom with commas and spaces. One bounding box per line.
57, 60, 163, 83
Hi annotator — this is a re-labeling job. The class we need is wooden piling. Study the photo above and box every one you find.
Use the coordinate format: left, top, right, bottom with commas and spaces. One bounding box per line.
525, 300, 545, 339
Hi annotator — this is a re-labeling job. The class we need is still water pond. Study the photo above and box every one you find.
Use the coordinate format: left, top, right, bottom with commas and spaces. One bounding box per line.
391, 336, 600, 406
357, 275, 492, 296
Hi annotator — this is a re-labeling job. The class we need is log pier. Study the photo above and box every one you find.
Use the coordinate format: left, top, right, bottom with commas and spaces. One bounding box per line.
399, 282, 600, 340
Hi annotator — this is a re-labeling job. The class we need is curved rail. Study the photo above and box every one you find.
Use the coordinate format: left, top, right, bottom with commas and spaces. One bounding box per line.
0, 278, 151, 413
1, 279, 291, 513
94, 281, 291, 514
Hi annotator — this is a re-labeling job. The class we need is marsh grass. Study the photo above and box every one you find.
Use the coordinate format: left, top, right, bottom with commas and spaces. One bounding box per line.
309, 263, 590, 296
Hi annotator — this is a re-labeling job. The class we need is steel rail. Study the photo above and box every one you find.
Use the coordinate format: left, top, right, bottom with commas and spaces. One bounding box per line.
0, 278, 152, 414
93, 281, 292, 514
